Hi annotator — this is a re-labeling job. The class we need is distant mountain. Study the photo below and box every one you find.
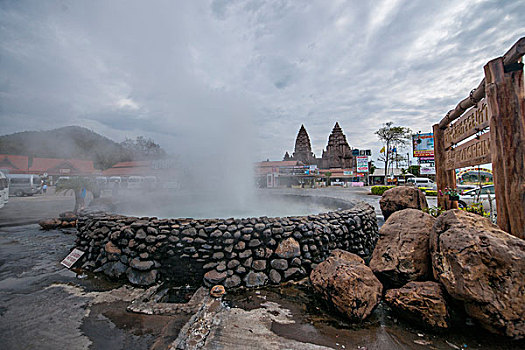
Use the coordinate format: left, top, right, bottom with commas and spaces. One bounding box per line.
0, 126, 132, 169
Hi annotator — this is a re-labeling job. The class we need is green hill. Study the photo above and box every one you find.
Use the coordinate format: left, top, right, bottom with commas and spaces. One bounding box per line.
0, 126, 131, 169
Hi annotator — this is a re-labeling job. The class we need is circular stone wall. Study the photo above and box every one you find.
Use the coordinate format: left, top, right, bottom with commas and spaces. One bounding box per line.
75, 200, 378, 288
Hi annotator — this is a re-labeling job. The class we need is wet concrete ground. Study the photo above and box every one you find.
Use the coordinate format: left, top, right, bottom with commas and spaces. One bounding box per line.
0, 188, 75, 227
221, 283, 524, 350
0, 225, 187, 350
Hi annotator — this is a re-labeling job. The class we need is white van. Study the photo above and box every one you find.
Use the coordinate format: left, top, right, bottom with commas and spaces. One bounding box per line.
406, 177, 437, 189
127, 176, 144, 189
0, 171, 9, 208
109, 176, 122, 184
8, 174, 43, 196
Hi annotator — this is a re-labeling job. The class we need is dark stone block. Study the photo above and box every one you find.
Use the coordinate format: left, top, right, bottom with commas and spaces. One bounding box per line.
224, 275, 241, 288
204, 270, 227, 286
252, 260, 266, 271
248, 239, 261, 248
126, 268, 157, 286
239, 250, 252, 259
244, 271, 268, 287
269, 269, 282, 284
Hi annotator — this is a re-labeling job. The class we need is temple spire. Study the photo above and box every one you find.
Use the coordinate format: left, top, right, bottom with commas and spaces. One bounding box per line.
292, 124, 315, 164
322, 122, 354, 169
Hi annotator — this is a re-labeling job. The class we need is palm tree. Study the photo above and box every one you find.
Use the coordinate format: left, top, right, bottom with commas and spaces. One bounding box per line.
56, 177, 99, 213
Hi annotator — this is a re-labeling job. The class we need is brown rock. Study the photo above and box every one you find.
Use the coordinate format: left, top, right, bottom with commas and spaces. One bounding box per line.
370, 209, 435, 287
310, 249, 382, 321
385, 281, 449, 329
379, 187, 428, 220
430, 210, 525, 339
275, 238, 301, 258
39, 218, 61, 230
203, 270, 227, 286
105, 241, 121, 255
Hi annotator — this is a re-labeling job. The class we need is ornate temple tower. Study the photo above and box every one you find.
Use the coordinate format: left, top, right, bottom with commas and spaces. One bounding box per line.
287, 125, 315, 164
321, 122, 355, 169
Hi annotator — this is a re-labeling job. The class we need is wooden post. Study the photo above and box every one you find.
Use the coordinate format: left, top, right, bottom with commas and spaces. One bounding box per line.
484, 57, 525, 239
433, 124, 455, 209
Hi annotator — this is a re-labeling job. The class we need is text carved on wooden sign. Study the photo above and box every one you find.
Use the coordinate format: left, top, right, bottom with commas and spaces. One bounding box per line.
445, 132, 491, 170
444, 99, 491, 148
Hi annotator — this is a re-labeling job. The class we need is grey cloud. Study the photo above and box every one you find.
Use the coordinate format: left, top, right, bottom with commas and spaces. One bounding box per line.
1, 0, 524, 164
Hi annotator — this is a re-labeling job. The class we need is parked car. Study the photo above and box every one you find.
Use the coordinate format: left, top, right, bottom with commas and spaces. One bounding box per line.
459, 185, 496, 211
7, 174, 43, 196
406, 177, 437, 190
108, 176, 122, 185
457, 184, 477, 194
0, 170, 9, 208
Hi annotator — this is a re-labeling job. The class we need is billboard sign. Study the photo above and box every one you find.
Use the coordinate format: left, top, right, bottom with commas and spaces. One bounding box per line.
356, 156, 369, 173
413, 133, 434, 157
343, 170, 353, 175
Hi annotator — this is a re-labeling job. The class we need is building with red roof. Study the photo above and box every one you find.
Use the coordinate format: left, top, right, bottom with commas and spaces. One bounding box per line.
102, 161, 153, 177
0, 154, 97, 176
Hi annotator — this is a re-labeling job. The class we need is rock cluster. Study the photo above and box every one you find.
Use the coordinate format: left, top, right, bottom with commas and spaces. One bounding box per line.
309, 205, 524, 340
75, 204, 378, 289
39, 211, 78, 230
379, 186, 428, 220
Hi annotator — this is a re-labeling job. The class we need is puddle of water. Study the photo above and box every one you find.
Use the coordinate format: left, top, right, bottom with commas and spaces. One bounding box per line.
224, 283, 525, 350
164, 285, 199, 304
81, 300, 188, 350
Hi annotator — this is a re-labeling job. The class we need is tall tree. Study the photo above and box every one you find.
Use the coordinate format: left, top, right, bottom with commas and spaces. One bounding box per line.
120, 136, 166, 159
375, 122, 412, 185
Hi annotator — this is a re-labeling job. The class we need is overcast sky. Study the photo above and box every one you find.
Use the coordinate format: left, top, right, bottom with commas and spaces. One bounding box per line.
1, 0, 524, 162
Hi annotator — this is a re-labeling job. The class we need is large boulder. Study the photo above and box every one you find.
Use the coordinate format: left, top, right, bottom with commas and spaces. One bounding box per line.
370, 209, 435, 287
379, 187, 428, 220
430, 210, 525, 339
310, 249, 382, 321
385, 281, 449, 329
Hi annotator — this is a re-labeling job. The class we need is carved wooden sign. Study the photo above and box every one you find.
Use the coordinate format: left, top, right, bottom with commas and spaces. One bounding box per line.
445, 132, 491, 170
444, 99, 491, 148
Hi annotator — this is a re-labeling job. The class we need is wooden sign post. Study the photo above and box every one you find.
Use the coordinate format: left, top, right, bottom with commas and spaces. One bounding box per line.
434, 37, 525, 239
484, 57, 525, 238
